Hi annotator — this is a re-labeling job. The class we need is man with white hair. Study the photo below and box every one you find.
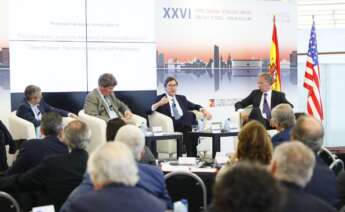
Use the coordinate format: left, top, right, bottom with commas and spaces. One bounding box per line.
291, 116, 338, 207
270, 103, 295, 147
235, 72, 293, 129
64, 142, 165, 212
0, 120, 90, 211
270, 142, 336, 212
61, 125, 171, 211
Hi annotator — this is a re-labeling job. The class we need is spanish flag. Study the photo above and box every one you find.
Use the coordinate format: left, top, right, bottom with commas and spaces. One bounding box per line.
269, 16, 281, 91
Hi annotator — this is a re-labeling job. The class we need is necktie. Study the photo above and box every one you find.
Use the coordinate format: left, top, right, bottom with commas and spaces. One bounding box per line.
171, 98, 181, 120
263, 93, 271, 119
105, 96, 114, 111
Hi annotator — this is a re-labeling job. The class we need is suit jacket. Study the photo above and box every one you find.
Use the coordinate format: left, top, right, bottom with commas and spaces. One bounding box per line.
84, 88, 130, 122
154, 94, 202, 118
271, 127, 292, 147
16, 99, 69, 127
0, 149, 88, 211
304, 155, 338, 207
64, 183, 165, 212
281, 181, 337, 212
234, 89, 293, 111
336, 170, 345, 208
5, 135, 68, 176
60, 163, 172, 211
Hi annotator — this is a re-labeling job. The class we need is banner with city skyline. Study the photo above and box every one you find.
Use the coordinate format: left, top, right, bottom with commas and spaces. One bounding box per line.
156, 0, 298, 121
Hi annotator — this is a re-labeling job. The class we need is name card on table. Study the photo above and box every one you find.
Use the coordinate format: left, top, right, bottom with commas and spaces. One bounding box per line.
33, 205, 55, 212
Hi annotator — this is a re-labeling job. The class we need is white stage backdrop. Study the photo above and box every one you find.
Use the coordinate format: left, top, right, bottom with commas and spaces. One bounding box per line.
9, 0, 156, 92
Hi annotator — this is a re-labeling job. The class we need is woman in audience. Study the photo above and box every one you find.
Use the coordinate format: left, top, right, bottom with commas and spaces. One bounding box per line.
228, 120, 273, 165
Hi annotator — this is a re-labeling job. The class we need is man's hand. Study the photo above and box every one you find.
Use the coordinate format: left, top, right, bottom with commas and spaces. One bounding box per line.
200, 108, 212, 120
68, 113, 78, 119
240, 111, 249, 123
158, 96, 169, 107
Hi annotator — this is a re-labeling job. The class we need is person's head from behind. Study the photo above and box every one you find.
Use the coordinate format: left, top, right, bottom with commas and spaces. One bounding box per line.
106, 118, 126, 141
24, 85, 42, 105
88, 142, 139, 190
271, 104, 295, 131
290, 115, 324, 152
164, 76, 178, 97
212, 162, 284, 212
98, 73, 117, 96
63, 120, 91, 151
257, 72, 273, 92
40, 112, 63, 137
270, 142, 315, 187
237, 120, 272, 165
114, 125, 145, 161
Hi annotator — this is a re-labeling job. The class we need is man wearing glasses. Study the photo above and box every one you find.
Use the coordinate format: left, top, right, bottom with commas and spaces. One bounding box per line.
16, 85, 77, 129
151, 76, 211, 156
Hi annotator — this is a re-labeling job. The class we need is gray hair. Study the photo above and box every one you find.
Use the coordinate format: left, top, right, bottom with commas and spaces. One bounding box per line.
259, 72, 274, 85
63, 120, 91, 150
272, 142, 315, 187
98, 73, 117, 87
41, 112, 63, 136
291, 116, 324, 152
24, 85, 41, 100
115, 125, 145, 160
271, 104, 296, 129
88, 142, 139, 187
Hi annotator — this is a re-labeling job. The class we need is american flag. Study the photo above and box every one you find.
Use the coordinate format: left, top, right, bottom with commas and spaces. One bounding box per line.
303, 19, 323, 121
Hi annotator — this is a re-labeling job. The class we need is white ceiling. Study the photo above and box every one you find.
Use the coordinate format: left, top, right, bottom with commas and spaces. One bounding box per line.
298, 0, 345, 28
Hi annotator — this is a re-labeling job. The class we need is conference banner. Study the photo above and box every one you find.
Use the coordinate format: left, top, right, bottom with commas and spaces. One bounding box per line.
156, 0, 298, 122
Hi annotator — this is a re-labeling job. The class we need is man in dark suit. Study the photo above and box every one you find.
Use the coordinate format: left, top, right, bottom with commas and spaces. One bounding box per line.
5, 112, 68, 176
61, 125, 171, 211
62, 142, 165, 212
151, 76, 211, 156
291, 116, 338, 207
270, 142, 337, 212
270, 104, 296, 147
234, 72, 293, 129
16, 85, 77, 128
0, 120, 90, 211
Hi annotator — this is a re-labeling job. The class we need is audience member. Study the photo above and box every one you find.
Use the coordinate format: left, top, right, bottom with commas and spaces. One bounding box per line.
228, 120, 272, 165
270, 103, 295, 147
270, 142, 337, 212
62, 142, 165, 212
106, 118, 155, 164
291, 115, 338, 206
0, 120, 90, 211
0, 120, 16, 172
209, 162, 284, 212
61, 125, 171, 211
5, 112, 68, 176
16, 85, 77, 128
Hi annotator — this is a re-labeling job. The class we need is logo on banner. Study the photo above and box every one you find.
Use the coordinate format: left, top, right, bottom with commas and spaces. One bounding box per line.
163, 8, 192, 19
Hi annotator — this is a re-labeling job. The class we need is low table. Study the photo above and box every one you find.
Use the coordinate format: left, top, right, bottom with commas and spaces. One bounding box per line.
186, 130, 238, 158
145, 132, 183, 158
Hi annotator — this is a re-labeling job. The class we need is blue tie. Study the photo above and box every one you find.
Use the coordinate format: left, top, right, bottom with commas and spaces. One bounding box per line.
263, 93, 271, 119
172, 98, 181, 120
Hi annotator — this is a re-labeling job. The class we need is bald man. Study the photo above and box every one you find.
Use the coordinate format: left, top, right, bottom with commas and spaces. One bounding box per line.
291, 116, 338, 207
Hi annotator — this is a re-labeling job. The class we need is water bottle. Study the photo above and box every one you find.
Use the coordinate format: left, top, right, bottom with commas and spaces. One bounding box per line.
198, 118, 204, 132
224, 118, 231, 132
173, 199, 188, 212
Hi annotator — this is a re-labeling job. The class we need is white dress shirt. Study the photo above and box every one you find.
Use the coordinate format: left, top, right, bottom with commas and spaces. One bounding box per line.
166, 95, 183, 118
259, 89, 272, 119
29, 103, 42, 121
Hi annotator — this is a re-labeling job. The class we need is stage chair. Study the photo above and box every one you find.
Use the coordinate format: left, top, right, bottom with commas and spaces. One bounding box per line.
78, 110, 147, 154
